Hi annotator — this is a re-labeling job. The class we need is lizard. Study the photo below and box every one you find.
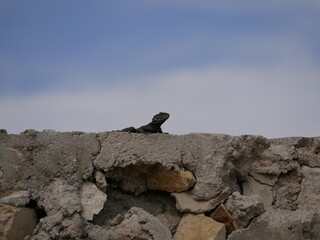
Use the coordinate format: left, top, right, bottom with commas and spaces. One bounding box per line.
120, 112, 170, 133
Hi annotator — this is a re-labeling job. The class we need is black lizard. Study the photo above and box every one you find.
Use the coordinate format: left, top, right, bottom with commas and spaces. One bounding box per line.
121, 112, 170, 133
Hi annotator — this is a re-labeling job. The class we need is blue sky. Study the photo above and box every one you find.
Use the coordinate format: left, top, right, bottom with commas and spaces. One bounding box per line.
1, 0, 320, 137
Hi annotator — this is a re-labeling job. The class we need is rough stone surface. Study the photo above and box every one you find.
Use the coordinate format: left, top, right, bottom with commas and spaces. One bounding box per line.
225, 191, 265, 228
293, 137, 320, 167
173, 213, 226, 240
242, 175, 273, 208
94, 170, 107, 193
0, 190, 30, 207
1, 131, 320, 239
228, 209, 320, 240
146, 170, 196, 192
272, 168, 302, 210
80, 182, 107, 221
0, 203, 38, 240
108, 207, 172, 240
249, 172, 278, 185
171, 190, 229, 213
257, 144, 299, 176
227, 135, 299, 182
157, 211, 182, 235
94, 133, 234, 200
298, 166, 320, 210
93, 190, 165, 226
91, 189, 182, 236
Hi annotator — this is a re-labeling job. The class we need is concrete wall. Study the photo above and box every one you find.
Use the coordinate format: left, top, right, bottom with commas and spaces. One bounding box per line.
0, 130, 320, 239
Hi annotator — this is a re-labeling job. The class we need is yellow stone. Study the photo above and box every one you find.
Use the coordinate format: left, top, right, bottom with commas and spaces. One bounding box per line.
173, 213, 226, 240
146, 170, 196, 192
0, 203, 38, 240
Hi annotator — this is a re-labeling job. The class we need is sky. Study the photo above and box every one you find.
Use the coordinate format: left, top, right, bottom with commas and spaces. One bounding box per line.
1, 0, 320, 138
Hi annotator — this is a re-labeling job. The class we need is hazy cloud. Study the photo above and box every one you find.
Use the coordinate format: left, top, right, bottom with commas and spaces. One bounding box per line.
1, 64, 319, 138
147, 0, 320, 13
1, 1, 319, 138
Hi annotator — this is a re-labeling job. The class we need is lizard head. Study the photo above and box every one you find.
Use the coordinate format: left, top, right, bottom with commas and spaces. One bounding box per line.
151, 112, 170, 125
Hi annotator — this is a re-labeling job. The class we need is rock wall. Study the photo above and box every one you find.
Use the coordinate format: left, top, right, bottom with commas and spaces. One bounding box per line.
0, 130, 320, 240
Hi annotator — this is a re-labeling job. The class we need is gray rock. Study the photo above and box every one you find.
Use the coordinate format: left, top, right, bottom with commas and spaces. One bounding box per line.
93, 190, 167, 227
228, 135, 299, 184
94, 133, 234, 200
80, 182, 107, 221
185, 134, 234, 201
157, 211, 181, 235
294, 137, 320, 167
86, 224, 111, 240
256, 144, 299, 175
37, 179, 81, 216
272, 168, 302, 210
94, 170, 107, 192
228, 209, 320, 240
94, 132, 183, 196
242, 175, 273, 208
0, 190, 30, 207
0, 131, 99, 194
227, 135, 270, 179
225, 191, 265, 228
108, 207, 172, 240
298, 165, 320, 210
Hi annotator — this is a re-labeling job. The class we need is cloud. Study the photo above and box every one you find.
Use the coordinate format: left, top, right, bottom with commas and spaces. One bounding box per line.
146, 0, 320, 13
1, 63, 319, 138
2, 23, 317, 97
1, 0, 319, 138
1, 0, 319, 97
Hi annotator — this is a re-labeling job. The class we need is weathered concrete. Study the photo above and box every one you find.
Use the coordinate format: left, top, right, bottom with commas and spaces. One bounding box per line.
107, 207, 172, 240
0, 130, 320, 239
94, 170, 107, 193
171, 190, 229, 213
272, 168, 302, 210
0, 191, 30, 207
225, 192, 265, 228
298, 166, 320, 210
228, 209, 320, 240
242, 175, 273, 208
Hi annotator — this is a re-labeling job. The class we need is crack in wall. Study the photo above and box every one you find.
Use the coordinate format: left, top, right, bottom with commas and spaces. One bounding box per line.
248, 174, 275, 187
93, 133, 103, 159
300, 164, 320, 169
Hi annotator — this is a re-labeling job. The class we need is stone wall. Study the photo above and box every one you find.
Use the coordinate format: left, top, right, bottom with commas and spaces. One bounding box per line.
0, 130, 319, 239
